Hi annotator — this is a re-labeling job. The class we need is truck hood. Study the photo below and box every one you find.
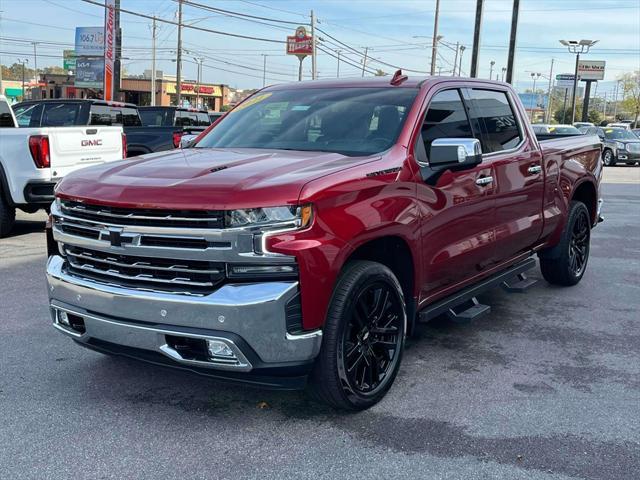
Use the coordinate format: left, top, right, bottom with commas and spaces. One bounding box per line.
56, 147, 377, 210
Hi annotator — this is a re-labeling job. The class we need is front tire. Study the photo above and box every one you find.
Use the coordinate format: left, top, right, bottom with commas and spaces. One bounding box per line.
603, 149, 616, 166
539, 201, 591, 286
308, 261, 406, 410
0, 192, 16, 238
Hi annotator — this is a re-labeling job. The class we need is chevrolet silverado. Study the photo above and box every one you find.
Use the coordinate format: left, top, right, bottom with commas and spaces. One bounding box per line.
46, 74, 603, 410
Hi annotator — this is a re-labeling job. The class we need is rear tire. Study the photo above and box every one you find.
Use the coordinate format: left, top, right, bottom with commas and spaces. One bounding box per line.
539, 201, 591, 286
308, 261, 406, 410
0, 192, 16, 238
602, 149, 616, 166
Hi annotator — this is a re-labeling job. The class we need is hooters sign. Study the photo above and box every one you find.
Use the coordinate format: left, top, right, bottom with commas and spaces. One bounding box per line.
287, 26, 313, 57
103, 0, 116, 101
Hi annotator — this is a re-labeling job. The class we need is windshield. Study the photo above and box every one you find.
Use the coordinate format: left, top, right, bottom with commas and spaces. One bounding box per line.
195, 87, 418, 156
604, 128, 637, 140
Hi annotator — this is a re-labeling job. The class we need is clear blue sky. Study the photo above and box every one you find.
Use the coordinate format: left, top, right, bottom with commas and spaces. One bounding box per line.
1, 0, 639, 96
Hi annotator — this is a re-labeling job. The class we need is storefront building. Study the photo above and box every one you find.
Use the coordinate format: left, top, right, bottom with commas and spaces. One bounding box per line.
120, 77, 228, 111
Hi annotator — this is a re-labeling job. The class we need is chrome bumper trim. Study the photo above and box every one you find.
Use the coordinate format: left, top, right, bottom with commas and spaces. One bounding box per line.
46, 255, 322, 366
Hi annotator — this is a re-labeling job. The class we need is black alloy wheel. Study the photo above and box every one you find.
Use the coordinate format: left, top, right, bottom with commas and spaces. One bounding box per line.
568, 207, 590, 278
339, 281, 404, 395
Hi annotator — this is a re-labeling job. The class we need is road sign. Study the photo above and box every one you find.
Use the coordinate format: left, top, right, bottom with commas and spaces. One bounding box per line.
578, 60, 605, 81
286, 26, 313, 56
63, 50, 76, 71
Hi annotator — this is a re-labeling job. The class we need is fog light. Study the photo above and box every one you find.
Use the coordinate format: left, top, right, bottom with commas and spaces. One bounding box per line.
207, 339, 235, 358
58, 311, 70, 326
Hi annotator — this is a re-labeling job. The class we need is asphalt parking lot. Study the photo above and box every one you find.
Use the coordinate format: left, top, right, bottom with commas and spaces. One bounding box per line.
1, 167, 639, 480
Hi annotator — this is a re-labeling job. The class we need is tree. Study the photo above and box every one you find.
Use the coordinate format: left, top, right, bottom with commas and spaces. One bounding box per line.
42, 66, 67, 75
587, 109, 602, 125
619, 71, 640, 126
1, 62, 35, 81
554, 105, 581, 124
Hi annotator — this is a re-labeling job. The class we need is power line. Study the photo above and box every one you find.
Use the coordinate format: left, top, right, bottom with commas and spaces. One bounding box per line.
178, 0, 306, 26
79, 0, 286, 44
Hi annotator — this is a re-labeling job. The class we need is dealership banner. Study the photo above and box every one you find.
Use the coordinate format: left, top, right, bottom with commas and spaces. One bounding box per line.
103, 0, 116, 101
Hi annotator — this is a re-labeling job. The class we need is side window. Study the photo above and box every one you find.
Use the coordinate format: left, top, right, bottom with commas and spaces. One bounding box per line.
196, 112, 210, 126
175, 111, 191, 126
110, 109, 124, 125
468, 89, 522, 153
90, 105, 112, 125
13, 104, 43, 127
42, 103, 81, 126
420, 89, 473, 157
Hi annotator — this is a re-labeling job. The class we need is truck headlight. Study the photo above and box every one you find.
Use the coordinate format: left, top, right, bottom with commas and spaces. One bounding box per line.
616, 141, 626, 150
226, 205, 313, 230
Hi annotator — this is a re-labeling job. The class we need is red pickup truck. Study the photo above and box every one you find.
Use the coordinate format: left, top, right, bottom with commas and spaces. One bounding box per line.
46, 74, 602, 410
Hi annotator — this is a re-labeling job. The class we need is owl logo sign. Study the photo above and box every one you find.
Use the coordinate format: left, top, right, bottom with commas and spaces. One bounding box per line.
287, 26, 313, 57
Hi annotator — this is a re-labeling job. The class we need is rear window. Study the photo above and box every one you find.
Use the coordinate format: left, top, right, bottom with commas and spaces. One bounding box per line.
90, 105, 142, 126
13, 104, 43, 127
42, 103, 81, 126
139, 108, 171, 126
195, 112, 210, 126
468, 89, 522, 153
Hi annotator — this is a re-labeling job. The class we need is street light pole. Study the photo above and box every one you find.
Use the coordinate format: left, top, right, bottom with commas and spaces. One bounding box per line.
453, 42, 459, 77
262, 54, 267, 87
501, 67, 506, 82
193, 57, 203, 109
17, 58, 28, 100
176, 0, 183, 106
336, 50, 341, 78
545, 58, 555, 123
530, 72, 541, 121
560, 39, 598, 124
150, 16, 156, 106
458, 46, 465, 76
489, 60, 495, 79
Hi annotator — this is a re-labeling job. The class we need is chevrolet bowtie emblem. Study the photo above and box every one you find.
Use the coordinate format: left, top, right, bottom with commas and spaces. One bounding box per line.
107, 227, 124, 247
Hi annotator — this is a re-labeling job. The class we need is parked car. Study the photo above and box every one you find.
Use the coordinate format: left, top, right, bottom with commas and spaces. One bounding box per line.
46, 75, 603, 410
597, 127, 640, 166
605, 122, 632, 131
0, 95, 125, 237
532, 124, 582, 137
12, 99, 183, 157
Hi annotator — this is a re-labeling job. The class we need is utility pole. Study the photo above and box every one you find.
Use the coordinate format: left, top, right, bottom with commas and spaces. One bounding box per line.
453, 42, 459, 76
430, 0, 441, 76
613, 80, 620, 119
336, 50, 341, 78
361, 47, 369, 77
18, 58, 28, 100
505, 0, 520, 84
458, 45, 465, 76
545, 58, 555, 123
193, 57, 203, 108
151, 16, 156, 106
489, 60, 495, 79
470, 0, 484, 77
262, 54, 267, 87
310, 10, 317, 80
32, 42, 38, 83
176, 0, 183, 106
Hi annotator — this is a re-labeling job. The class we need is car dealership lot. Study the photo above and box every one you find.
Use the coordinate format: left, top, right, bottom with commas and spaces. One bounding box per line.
1, 170, 638, 480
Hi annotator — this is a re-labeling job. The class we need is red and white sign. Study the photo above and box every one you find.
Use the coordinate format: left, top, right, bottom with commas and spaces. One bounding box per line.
103, 0, 116, 101
287, 26, 313, 56
181, 84, 216, 95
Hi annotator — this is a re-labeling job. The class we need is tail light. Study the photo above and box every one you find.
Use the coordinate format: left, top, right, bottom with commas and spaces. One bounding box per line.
29, 135, 50, 168
173, 131, 183, 149
121, 132, 128, 158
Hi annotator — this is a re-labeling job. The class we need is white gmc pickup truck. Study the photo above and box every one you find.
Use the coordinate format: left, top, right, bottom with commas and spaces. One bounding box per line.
0, 95, 126, 237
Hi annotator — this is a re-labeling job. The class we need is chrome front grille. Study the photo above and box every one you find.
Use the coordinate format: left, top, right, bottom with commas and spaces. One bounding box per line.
60, 200, 224, 229
627, 143, 640, 153
64, 245, 225, 294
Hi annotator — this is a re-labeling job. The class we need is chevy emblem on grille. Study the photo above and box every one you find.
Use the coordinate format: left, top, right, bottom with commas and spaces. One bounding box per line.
108, 227, 124, 247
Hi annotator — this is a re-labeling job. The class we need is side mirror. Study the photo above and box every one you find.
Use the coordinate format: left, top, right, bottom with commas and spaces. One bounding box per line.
429, 138, 482, 169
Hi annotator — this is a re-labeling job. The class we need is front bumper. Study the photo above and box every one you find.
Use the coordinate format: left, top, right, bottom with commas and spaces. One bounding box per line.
616, 150, 640, 162
46, 255, 322, 388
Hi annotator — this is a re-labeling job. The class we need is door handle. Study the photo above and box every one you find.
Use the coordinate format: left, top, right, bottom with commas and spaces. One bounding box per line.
527, 165, 542, 175
475, 176, 494, 186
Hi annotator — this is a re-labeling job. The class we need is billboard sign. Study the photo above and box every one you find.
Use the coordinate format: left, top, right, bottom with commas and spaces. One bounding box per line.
63, 50, 76, 71
76, 57, 104, 88
74, 27, 104, 56
286, 26, 313, 56
103, 0, 116, 101
578, 60, 605, 81
556, 73, 576, 88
